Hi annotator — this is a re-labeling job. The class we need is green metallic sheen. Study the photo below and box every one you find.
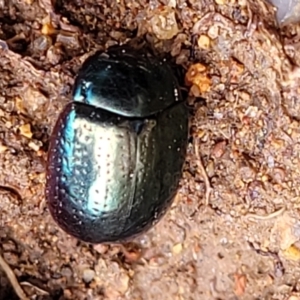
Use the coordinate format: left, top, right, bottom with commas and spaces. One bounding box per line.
46, 46, 189, 244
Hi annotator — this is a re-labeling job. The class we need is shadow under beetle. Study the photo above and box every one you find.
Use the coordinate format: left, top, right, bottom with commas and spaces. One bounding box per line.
45, 45, 189, 244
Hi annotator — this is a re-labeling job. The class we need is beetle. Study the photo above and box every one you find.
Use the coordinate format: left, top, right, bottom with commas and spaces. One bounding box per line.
45, 45, 189, 244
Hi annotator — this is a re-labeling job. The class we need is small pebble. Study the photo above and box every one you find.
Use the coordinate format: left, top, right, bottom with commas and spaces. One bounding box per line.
268, 0, 300, 25
172, 243, 183, 255
19, 123, 33, 139
82, 269, 95, 283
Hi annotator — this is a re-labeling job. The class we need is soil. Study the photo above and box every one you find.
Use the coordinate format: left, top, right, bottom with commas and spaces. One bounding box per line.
1, 0, 300, 299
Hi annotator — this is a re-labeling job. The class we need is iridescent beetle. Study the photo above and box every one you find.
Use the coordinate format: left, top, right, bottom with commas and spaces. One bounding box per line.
46, 46, 189, 244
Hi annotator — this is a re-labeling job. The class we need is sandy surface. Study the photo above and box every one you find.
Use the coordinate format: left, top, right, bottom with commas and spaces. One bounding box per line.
1, 0, 300, 299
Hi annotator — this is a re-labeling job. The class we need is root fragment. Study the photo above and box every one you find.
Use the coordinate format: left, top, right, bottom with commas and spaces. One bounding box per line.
0, 253, 29, 300
194, 137, 212, 206
245, 206, 286, 221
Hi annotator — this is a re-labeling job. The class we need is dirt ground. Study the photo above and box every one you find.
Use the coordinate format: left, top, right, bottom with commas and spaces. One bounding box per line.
2, 0, 300, 299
